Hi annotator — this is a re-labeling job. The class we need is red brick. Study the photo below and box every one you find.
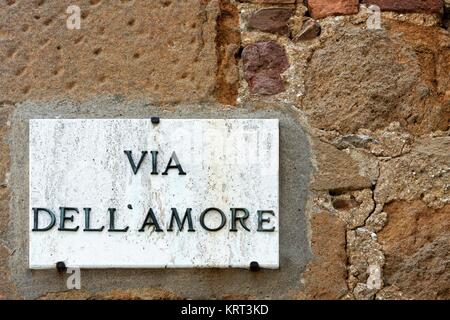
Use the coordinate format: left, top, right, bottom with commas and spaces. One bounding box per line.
307, 0, 359, 19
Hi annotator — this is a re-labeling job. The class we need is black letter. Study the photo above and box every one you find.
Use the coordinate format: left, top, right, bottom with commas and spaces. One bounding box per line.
199, 208, 226, 232
32, 208, 56, 231
58, 207, 79, 231
161, 151, 186, 175
139, 208, 163, 232
108, 208, 129, 232
168, 208, 195, 232
230, 208, 250, 232
150, 150, 158, 175
257, 210, 275, 232
83, 208, 105, 232
124, 150, 147, 175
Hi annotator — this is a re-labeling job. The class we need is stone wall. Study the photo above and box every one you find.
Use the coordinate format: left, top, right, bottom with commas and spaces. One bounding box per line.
0, 0, 449, 299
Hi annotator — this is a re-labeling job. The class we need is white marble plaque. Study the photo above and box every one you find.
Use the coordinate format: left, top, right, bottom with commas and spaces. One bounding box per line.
29, 119, 279, 269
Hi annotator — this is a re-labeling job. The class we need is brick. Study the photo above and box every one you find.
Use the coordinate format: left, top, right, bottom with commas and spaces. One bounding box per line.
307, 0, 359, 19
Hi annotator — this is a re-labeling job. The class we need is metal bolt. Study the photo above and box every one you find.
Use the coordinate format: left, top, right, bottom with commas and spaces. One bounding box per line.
151, 117, 160, 124
56, 261, 67, 273
250, 261, 260, 272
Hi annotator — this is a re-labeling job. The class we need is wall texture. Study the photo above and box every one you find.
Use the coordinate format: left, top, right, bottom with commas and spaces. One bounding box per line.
0, 0, 449, 299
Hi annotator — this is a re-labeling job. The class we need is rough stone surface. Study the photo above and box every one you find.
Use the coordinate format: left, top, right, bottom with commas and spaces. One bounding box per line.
375, 285, 409, 300
216, 0, 241, 105
0, 0, 219, 103
0, 101, 15, 300
242, 41, 289, 95
0, 102, 13, 236
347, 228, 385, 296
384, 21, 450, 134
346, 148, 380, 186
0, 244, 18, 300
307, 188, 377, 233
301, 212, 348, 299
247, 8, 293, 35
379, 201, 449, 299
375, 136, 450, 209
362, 0, 444, 14
366, 125, 415, 158
365, 210, 388, 233
311, 139, 372, 192
331, 189, 375, 230
38, 288, 182, 300
302, 23, 450, 135
307, 0, 359, 19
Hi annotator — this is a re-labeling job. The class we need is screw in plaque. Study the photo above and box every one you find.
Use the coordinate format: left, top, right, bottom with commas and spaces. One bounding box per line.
56, 261, 67, 273
250, 261, 260, 272
151, 117, 160, 124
